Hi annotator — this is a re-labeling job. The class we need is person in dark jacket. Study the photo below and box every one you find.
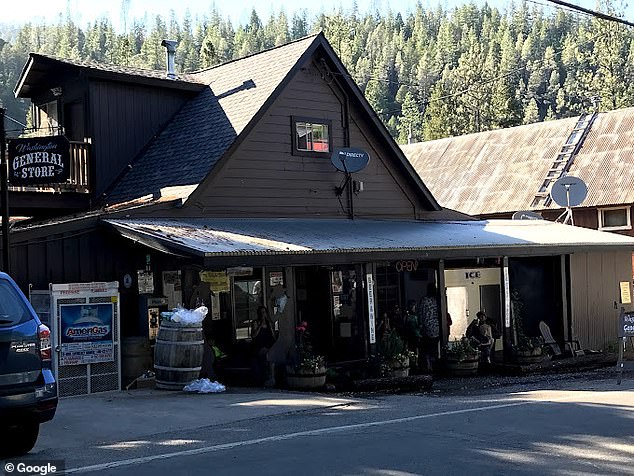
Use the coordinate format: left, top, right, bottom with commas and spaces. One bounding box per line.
251, 306, 276, 385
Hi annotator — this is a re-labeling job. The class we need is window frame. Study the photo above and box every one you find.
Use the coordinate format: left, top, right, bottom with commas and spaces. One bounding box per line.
597, 206, 632, 231
33, 100, 60, 135
291, 116, 333, 158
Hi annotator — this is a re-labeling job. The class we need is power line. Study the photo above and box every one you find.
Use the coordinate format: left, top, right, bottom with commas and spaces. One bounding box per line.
3, 114, 27, 128
545, 0, 634, 28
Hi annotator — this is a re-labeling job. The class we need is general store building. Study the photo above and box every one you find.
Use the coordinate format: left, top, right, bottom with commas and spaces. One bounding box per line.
5, 34, 634, 393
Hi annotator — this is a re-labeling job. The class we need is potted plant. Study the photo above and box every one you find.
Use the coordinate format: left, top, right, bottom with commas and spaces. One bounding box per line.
444, 338, 480, 376
511, 290, 549, 364
378, 329, 413, 377
286, 321, 327, 389
515, 335, 549, 364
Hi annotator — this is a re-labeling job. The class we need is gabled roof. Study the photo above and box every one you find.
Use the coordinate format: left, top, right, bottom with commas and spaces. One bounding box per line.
105, 35, 319, 204
105, 33, 440, 210
401, 107, 634, 216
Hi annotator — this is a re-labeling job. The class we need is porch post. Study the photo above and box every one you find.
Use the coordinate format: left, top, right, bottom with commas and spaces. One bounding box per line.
561, 255, 570, 342
438, 259, 448, 347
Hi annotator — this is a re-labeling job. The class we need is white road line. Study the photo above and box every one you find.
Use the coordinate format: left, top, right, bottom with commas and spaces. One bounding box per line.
65, 389, 634, 474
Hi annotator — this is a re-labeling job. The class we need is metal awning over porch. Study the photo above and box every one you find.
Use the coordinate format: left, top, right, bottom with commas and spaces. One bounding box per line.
103, 217, 634, 266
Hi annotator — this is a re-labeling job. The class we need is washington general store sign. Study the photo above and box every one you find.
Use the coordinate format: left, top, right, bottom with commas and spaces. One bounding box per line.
8, 135, 70, 185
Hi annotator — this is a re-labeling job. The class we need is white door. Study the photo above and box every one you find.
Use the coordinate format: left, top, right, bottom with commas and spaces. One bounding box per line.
446, 286, 469, 341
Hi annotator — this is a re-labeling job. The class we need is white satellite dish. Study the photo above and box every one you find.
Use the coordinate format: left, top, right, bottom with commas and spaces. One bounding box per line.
550, 176, 588, 208
550, 176, 588, 225
512, 210, 543, 221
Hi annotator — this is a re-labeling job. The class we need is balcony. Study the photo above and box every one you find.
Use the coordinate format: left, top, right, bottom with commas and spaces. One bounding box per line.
5, 140, 92, 217
8, 141, 90, 194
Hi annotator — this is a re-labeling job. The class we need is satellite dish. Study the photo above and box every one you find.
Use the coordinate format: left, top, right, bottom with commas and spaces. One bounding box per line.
550, 176, 588, 207
331, 147, 370, 173
512, 210, 543, 220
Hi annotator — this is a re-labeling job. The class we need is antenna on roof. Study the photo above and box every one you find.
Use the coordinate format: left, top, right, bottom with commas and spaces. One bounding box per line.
550, 175, 588, 226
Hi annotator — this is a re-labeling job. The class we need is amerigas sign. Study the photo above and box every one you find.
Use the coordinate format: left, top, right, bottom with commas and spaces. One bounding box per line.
8, 135, 70, 185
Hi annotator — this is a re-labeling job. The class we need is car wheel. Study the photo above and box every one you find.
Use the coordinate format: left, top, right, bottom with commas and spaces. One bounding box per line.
0, 422, 40, 456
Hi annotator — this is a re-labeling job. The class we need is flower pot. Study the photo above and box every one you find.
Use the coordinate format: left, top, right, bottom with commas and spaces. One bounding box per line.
515, 348, 550, 364
445, 357, 479, 376
285, 365, 327, 389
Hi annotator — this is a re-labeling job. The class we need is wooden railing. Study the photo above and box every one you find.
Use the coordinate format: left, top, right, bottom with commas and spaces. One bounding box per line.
8, 141, 91, 193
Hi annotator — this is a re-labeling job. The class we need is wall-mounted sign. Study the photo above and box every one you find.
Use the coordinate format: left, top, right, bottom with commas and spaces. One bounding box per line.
395, 260, 419, 272
269, 271, 284, 286
226, 267, 253, 277
60, 303, 114, 365
331, 147, 371, 173
123, 274, 133, 289
366, 273, 376, 344
8, 135, 70, 185
200, 271, 230, 293
137, 270, 154, 294
620, 281, 632, 304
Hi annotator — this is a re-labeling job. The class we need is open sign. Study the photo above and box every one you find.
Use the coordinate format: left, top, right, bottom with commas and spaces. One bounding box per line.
395, 260, 418, 272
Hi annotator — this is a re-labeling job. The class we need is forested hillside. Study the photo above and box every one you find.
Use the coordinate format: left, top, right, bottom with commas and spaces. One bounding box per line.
1, 1, 633, 142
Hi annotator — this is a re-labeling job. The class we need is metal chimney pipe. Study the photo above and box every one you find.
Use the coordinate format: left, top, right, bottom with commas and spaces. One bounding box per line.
161, 39, 178, 80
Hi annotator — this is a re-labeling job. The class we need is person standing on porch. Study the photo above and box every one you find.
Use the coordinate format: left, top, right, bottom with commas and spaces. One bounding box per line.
251, 306, 276, 386
419, 283, 440, 372
403, 300, 421, 358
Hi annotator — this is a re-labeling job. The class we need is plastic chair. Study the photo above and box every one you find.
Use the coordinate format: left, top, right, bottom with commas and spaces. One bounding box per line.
539, 321, 583, 358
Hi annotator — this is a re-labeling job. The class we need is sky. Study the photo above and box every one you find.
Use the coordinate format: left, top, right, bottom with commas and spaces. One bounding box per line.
1, 0, 631, 31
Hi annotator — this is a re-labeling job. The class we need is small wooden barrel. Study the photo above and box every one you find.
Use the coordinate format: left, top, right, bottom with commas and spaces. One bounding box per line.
154, 320, 204, 390
285, 365, 327, 389
445, 358, 479, 376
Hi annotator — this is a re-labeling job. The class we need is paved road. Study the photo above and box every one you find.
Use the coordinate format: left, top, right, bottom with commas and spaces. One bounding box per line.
4, 376, 634, 475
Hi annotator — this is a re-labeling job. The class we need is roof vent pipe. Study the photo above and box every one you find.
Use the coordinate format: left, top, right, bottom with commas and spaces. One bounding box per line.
161, 39, 178, 79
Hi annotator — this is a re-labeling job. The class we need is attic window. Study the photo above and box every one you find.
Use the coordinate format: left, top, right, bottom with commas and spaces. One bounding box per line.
292, 116, 332, 157
598, 207, 631, 231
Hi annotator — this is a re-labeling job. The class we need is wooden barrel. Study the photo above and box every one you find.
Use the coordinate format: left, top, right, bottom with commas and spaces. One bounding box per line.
154, 320, 204, 390
445, 358, 479, 376
285, 365, 327, 389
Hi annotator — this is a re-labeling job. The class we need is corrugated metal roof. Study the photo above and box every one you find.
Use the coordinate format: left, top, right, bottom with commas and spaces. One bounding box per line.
104, 217, 634, 257
401, 107, 634, 215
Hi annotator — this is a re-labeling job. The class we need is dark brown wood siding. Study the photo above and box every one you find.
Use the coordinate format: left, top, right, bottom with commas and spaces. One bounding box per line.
190, 61, 424, 218
89, 81, 193, 197
8, 223, 193, 338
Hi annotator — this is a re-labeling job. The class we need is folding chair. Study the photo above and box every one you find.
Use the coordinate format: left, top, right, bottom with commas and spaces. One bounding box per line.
539, 321, 583, 358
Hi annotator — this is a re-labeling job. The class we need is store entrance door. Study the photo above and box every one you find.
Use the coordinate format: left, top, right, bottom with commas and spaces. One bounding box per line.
295, 265, 367, 364
329, 265, 366, 362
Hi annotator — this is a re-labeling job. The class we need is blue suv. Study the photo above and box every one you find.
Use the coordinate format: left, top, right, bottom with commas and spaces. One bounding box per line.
0, 272, 57, 456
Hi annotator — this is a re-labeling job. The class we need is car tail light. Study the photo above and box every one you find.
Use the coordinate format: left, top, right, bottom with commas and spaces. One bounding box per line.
38, 324, 52, 362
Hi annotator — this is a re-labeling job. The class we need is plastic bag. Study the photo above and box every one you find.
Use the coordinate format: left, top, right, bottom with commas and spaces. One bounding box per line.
183, 378, 226, 394
170, 305, 208, 324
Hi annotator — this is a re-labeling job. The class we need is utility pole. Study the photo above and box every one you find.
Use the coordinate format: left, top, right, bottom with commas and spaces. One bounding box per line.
0, 108, 9, 273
